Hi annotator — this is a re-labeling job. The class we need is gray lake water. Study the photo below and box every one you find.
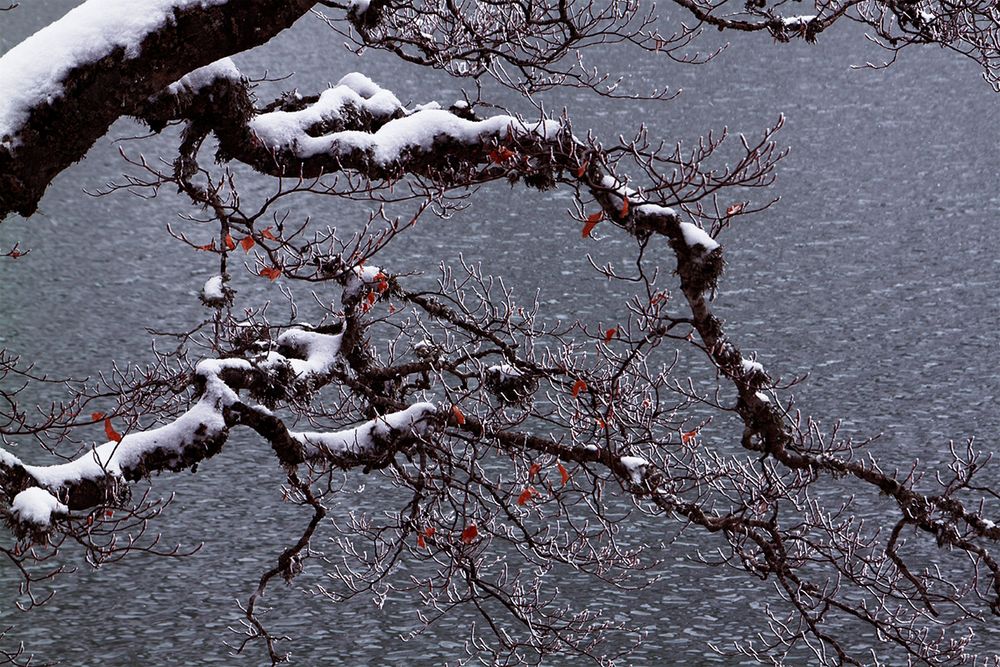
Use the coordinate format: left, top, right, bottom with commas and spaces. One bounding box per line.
3, 2, 1000, 665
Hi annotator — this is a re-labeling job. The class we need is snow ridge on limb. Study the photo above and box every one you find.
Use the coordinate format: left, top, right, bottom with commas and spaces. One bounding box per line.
0, 0, 317, 218
0, 324, 434, 537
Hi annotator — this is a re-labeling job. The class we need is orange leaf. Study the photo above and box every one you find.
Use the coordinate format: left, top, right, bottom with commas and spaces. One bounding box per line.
557, 462, 570, 485
259, 266, 282, 281
460, 524, 478, 544
240, 235, 255, 252
90, 411, 105, 422
726, 203, 745, 217
517, 487, 537, 506
224, 233, 236, 251
104, 418, 122, 443
260, 226, 277, 240
620, 197, 630, 217
681, 429, 699, 444
582, 212, 602, 238
451, 404, 466, 425
576, 160, 589, 178
529, 462, 542, 479
571, 378, 587, 398
603, 327, 617, 343
196, 240, 216, 252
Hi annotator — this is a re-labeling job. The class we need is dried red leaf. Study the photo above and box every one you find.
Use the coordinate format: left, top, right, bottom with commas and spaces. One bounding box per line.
603, 327, 617, 343
90, 411, 105, 422
452, 404, 466, 425
726, 202, 745, 217
681, 429, 700, 444
196, 240, 216, 252
86, 514, 94, 527
460, 524, 478, 544
576, 160, 589, 178
417, 534, 426, 548
571, 378, 587, 398
260, 226, 277, 240
240, 235, 255, 253
529, 462, 542, 479
582, 212, 602, 238
488, 147, 515, 164
620, 197, 630, 217
259, 266, 282, 281
557, 462, 570, 485
104, 418, 122, 443
424, 527, 436, 537
366, 291, 377, 305
105, 509, 114, 519
517, 487, 537, 506
224, 233, 236, 251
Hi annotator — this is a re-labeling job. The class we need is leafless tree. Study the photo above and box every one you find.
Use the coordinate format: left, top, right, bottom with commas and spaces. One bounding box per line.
2, 1, 1000, 665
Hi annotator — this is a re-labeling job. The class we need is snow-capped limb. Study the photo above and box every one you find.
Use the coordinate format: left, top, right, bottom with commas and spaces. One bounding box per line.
0, 0, 317, 218
0, 325, 426, 535
293, 402, 437, 467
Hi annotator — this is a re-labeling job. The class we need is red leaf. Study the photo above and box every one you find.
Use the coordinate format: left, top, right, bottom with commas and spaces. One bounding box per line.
571, 378, 587, 398
528, 462, 542, 479
104, 418, 122, 443
417, 534, 426, 548
557, 462, 570, 485
517, 487, 536, 506
726, 202, 745, 217
196, 240, 216, 252
488, 147, 515, 164
424, 526, 436, 537
388, 304, 396, 315
681, 429, 700, 444
224, 233, 236, 251
460, 524, 478, 544
576, 160, 589, 178
603, 327, 617, 343
451, 404, 466, 426
260, 226, 277, 240
259, 266, 282, 281
366, 291, 377, 305
105, 509, 114, 519
90, 411, 105, 422
240, 235, 255, 253
86, 514, 94, 527
582, 212, 603, 238
620, 197, 630, 217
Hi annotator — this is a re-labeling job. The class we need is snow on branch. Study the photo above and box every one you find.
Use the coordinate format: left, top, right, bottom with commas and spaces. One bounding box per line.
0, 322, 437, 536
0, 0, 316, 218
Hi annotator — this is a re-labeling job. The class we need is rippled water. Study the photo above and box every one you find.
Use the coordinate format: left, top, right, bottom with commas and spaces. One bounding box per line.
3, 2, 1000, 665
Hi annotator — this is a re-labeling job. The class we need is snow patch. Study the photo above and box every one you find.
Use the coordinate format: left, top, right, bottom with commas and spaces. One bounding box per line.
11, 487, 68, 527
620, 456, 648, 484
166, 57, 240, 96
293, 402, 436, 459
679, 222, 719, 252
